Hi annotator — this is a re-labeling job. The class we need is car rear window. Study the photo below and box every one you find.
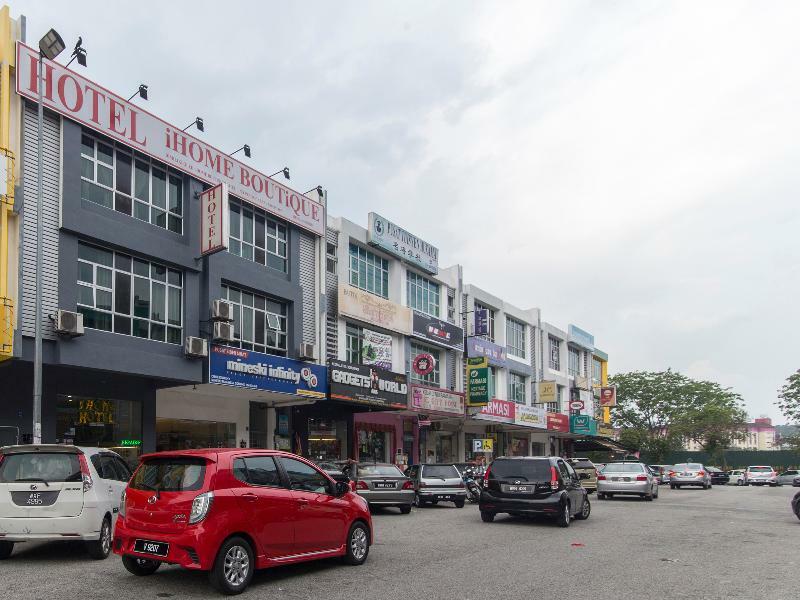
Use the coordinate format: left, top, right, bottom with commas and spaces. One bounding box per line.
0, 452, 82, 483
131, 457, 206, 492
358, 464, 404, 477
673, 463, 703, 471
490, 459, 551, 481
572, 460, 594, 469
748, 466, 772, 472
422, 465, 460, 479
602, 463, 645, 473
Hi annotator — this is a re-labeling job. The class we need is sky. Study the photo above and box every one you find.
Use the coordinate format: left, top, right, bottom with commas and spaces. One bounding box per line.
11, 0, 800, 422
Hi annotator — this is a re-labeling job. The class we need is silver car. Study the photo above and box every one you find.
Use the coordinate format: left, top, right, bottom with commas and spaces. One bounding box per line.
405, 464, 467, 508
776, 469, 800, 486
669, 463, 711, 489
352, 463, 414, 514
744, 465, 777, 487
597, 461, 659, 501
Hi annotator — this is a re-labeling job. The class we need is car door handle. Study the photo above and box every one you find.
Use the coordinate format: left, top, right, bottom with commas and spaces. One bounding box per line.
241, 493, 258, 502
297, 499, 309, 508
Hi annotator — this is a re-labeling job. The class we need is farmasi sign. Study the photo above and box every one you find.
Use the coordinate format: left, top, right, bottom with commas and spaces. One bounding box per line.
16, 43, 324, 236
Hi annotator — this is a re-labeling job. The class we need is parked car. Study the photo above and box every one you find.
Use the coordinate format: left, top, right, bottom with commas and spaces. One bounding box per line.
793, 490, 800, 521
597, 461, 659, 500
351, 463, 414, 513
728, 469, 746, 485
706, 467, 730, 486
744, 465, 778, 486
0, 444, 131, 560
405, 464, 466, 508
316, 461, 351, 484
669, 463, 711, 489
479, 456, 590, 527
567, 458, 598, 493
794, 476, 800, 488
776, 469, 800, 486
113, 449, 372, 595
649, 465, 672, 484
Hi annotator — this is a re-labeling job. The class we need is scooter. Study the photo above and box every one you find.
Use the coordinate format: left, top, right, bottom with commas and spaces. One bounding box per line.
463, 468, 482, 503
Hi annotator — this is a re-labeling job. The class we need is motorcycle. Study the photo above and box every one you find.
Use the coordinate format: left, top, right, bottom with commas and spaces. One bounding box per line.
792, 490, 800, 521
463, 468, 482, 503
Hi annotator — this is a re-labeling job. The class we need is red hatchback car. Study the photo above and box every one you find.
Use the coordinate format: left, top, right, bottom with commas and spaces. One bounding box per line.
113, 449, 372, 595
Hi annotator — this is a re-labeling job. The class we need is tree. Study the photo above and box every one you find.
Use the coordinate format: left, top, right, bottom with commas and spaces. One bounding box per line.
776, 370, 800, 453
680, 380, 747, 465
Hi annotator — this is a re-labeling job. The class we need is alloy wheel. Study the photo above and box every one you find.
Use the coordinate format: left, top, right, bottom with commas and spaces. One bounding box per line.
100, 521, 111, 555
351, 527, 368, 561
223, 545, 250, 587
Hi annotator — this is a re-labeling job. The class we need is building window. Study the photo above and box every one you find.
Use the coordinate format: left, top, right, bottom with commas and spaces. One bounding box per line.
77, 242, 182, 344
80, 131, 183, 234
345, 323, 364, 364
549, 337, 561, 371
326, 243, 337, 274
488, 367, 496, 399
506, 317, 526, 358
228, 199, 288, 272
447, 290, 455, 323
475, 301, 495, 342
592, 358, 602, 385
222, 285, 287, 356
407, 271, 440, 316
410, 342, 440, 386
508, 372, 526, 404
568, 347, 580, 377
349, 243, 389, 298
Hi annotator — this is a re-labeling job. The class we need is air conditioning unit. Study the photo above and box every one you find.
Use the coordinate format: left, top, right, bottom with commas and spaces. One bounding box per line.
184, 336, 208, 358
54, 310, 84, 337
299, 343, 317, 361
212, 299, 234, 321
213, 321, 235, 342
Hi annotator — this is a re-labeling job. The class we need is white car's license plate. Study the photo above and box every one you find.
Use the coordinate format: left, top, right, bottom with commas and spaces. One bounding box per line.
134, 539, 169, 557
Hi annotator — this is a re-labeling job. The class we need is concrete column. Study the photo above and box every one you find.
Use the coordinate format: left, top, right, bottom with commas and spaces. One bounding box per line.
266, 407, 276, 449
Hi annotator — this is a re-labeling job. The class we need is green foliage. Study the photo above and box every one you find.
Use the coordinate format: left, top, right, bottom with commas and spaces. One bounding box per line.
777, 369, 800, 424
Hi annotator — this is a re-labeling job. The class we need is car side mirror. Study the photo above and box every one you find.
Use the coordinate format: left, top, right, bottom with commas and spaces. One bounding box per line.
334, 481, 350, 497
578, 472, 590, 480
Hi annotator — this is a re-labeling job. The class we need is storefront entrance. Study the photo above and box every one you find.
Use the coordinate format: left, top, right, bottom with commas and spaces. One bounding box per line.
308, 417, 348, 462
357, 429, 390, 463
155, 418, 236, 451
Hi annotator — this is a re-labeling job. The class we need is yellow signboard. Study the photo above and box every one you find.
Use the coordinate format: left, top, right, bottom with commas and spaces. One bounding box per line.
472, 438, 494, 453
539, 381, 556, 403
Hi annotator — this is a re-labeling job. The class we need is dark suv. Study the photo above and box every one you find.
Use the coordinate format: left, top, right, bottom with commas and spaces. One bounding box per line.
479, 456, 591, 527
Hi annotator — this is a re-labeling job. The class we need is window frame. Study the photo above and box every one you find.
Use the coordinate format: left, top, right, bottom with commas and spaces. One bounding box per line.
349, 243, 389, 298
568, 347, 580, 378
508, 372, 526, 404
506, 317, 526, 359
227, 198, 289, 272
409, 341, 441, 387
233, 456, 285, 489
406, 271, 440, 317
548, 336, 561, 371
222, 284, 288, 356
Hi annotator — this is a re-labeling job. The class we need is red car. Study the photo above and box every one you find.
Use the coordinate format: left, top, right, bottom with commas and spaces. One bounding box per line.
113, 449, 372, 595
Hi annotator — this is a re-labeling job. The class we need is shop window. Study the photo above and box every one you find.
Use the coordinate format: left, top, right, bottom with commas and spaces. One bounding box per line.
349, 243, 389, 298
357, 429, 390, 462
77, 242, 182, 344
407, 271, 440, 317
506, 317, 526, 358
156, 418, 236, 451
308, 418, 347, 462
508, 372, 526, 404
474, 301, 495, 342
228, 199, 288, 272
222, 285, 287, 356
326, 242, 337, 274
80, 131, 182, 233
410, 342, 440, 386
568, 347, 581, 377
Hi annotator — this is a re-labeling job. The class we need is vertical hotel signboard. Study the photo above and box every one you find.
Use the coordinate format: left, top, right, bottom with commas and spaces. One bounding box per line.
200, 183, 229, 256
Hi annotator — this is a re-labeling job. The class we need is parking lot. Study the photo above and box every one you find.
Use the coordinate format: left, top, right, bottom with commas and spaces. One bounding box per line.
3, 485, 798, 600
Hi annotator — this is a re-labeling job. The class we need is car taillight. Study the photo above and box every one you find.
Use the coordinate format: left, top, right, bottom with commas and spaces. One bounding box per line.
668, 471, 676, 477
356, 480, 368, 490
78, 453, 93, 493
550, 466, 559, 490
402, 480, 414, 490
636, 475, 648, 481
189, 491, 213, 524
597, 474, 606, 480
697, 471, 705, 476
483, 466, 491, 486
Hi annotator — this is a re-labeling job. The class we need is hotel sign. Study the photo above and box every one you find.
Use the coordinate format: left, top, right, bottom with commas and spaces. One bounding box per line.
338, 285, 412, 334
16, 42, 324, 236
200, 183, 229, 256
367, 212, 438, 274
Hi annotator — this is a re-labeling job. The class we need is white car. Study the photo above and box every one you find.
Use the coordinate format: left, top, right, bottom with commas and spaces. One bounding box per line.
0, 445, 131, 560
728, 469, 746, 485
744, 465, 777, 487
777, 469, 800, 486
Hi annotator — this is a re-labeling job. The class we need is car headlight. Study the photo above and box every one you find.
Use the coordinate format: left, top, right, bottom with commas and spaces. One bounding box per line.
189, 491, 214, 524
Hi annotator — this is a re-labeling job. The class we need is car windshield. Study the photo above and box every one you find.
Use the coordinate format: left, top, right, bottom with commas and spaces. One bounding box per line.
358, 464, 404, 477
673, 463, 703, 471
571, 460, 594, 469
490, 459, 551, 481
748, 466, 772, 472
422, 465, 460, 479
602, 463, 645, 473
131, 457, 206, 492
0, 452, 82, 483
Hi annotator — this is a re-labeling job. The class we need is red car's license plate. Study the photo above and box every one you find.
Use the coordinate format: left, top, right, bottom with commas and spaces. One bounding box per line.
134, 539, 169, 557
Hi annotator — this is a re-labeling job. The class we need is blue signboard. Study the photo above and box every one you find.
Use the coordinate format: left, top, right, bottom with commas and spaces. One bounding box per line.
568, 324, 595, 351
467, 338, 507, 368
474, 309, 488, 337
209, 345, 327, 398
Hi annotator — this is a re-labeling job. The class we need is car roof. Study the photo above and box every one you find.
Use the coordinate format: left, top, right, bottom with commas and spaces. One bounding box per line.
139, 448, 304, 463
0, 444, 84, 455
493, 456, 553, 460
421, 463, 460, 467
746, 465, 772, 468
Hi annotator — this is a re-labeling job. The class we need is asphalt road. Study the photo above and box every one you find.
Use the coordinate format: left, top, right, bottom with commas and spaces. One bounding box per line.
2, 484, 798, 600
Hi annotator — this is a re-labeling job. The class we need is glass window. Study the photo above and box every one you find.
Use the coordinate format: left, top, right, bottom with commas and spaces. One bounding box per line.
549, 337, 561, 371
131, 457, 206, 491
346, 323, 363, 364
475, 302, 495, 342
508, 372, 526, 404
227, 199, 288, 272
241, 456, 282, 487
0, 453, 81, 483
278, 457, 330, 494
568, 347, 580, 377
506, 317, 526, 358
349, 243, 389, 298
77, 242, 182, 344
592, 358, 603, 385
222, 285, 287, 355
407, 271, 440, 316
326, 242, 337, 274
410, 342, 440, 386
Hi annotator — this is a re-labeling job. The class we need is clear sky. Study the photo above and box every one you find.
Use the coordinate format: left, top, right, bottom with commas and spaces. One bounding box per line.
12, 0, 799, 422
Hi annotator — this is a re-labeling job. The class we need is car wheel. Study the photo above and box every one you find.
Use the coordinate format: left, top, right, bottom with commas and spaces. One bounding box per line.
670, 484, 676, 490
0, 541, 14, 560
399, 504, 412, 514
644, 493, 653, 501
413, 494, 426, 507
737, 479, 743, 486
556, 501, 571, 528
121, 555, 161, 576
597, 493, 606, 500
454, 498, 465, 508
480, 511, 495, 523
653, 486, 659, 499
208, 536, 254, 595
575, 497, 591, 521
86, 517, 112, 560
343, 522, 370, 566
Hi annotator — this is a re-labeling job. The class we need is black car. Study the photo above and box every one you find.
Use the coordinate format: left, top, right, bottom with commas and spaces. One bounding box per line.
479, 456, 591, 527
707, 467, 730, 485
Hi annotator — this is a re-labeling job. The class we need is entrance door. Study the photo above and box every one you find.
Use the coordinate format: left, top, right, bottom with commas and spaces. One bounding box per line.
249, 403, 268, 449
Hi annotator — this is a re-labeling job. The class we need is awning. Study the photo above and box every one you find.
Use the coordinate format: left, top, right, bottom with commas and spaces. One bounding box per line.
572, 436, 633, 453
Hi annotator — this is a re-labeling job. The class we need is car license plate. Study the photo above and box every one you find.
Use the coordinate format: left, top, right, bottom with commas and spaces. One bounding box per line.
501, 484, 533, 493
438, 495, 453, 500
10, 491, 59, 507
134, 539, 169, 557
374, 482, 395, 489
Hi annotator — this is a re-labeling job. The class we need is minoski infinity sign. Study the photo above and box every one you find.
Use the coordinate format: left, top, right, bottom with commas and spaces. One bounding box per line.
209, 345, 327, 398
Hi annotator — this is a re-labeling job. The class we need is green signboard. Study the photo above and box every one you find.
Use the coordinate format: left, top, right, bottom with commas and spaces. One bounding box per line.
467, 367, 489, 407
120, 439, 142, 447
569, 415, 597, 436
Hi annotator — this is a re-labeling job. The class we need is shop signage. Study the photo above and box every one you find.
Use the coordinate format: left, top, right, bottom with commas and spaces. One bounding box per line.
570, 414, 598, 436
597, 423, 616, 438
200, 183, 229, 256
119, 439, 141, 447
367, 212, 438, 274
412, 353, 436, 376
411, 312, 464, 350
568, 324, 595, 351
467, 338, 507, 368
209, 345, 327, 398
514, 405, 547, 429
410, 385, 465, 416
539, 381, 557, 403
338, 285, 412, 334
329, 360, 408, 409
546, 412, 570, 433
599, 386, 617, 407
472, 438, 494, 453
467, 367, 489, 407
569, 400, 584, 411
16, 42, 324, 236
474, 308, 489, 336
475, 399, 516, 424
361, 329, 392, 370
78, 399, 114, 425
467, 356, 488, 368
